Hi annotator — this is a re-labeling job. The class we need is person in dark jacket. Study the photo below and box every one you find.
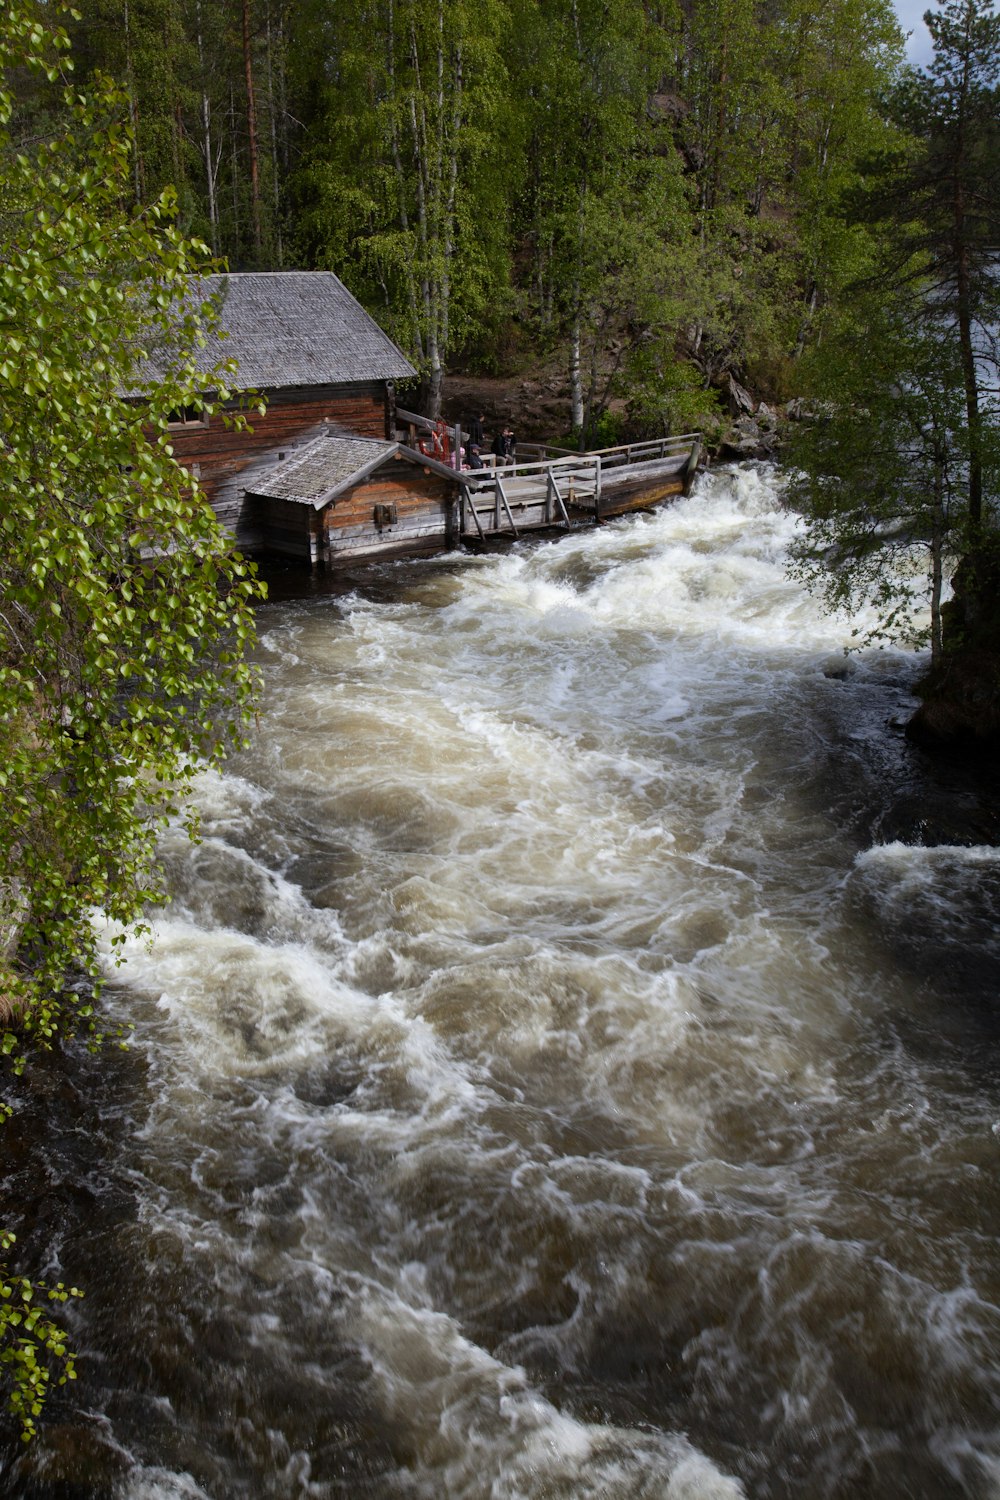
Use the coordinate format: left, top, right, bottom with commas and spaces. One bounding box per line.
468, 412, 486, 448
492, 426, 515, 465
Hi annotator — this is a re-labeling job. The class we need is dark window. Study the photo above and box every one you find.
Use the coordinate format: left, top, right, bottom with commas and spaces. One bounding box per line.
166, 404, 209, 430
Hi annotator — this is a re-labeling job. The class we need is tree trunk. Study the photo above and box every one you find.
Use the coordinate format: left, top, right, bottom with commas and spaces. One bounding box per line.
123, 1, 144, 203
950, 14, 982, 536
265, 0, 283, 266
570, 313, 584, 436
425, 351, 444, 419
242, 0, 263, 259
955, 232, 983, 535
196, 2, 219, 254
230, 85, 242, 243
445, 31, 463, 364
386, 0, 424, 367
930, 449, 946, 665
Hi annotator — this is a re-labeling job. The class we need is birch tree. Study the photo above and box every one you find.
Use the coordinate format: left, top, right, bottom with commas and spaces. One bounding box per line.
293, 0, 514, 415
65, 0, 294, 267
0, 0, 264, 1433
669, 0, 902, 390
515, 0, 689, 440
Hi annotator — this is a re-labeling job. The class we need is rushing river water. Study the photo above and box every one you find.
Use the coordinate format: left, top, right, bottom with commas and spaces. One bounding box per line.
4, 463, 1000, 1500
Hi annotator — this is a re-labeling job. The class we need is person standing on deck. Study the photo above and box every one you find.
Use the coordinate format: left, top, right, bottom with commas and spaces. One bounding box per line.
432, 417, 451, 463
468, 412, 486, 448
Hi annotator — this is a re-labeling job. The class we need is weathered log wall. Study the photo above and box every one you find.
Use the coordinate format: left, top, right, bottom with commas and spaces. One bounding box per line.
167, 382, 391, 549
597, 474, 686, 518
322, 462, 456, 563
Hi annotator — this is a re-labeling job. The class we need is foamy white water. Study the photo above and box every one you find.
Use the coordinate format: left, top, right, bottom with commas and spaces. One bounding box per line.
9, 464, 1000, 1500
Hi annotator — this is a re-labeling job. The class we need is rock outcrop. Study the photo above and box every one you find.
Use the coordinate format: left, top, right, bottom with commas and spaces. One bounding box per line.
908, 553, 1000, 753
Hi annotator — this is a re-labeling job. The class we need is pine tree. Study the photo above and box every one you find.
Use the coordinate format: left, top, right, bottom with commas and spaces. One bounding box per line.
877, 0, 1000, 535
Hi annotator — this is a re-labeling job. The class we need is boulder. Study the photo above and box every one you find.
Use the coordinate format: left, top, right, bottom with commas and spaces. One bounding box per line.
718, 416, 780, 460
907, 648, 1000, 752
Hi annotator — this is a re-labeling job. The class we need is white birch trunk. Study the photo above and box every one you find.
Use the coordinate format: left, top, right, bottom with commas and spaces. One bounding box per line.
570, 314, 584, 433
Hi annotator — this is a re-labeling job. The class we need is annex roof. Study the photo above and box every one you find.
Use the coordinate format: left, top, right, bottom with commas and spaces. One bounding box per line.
136, 271, 416, 391
246, 433, 462, 509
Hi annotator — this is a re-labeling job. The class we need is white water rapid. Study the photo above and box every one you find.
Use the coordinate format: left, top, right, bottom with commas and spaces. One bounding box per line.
9, 463, 1000, 1500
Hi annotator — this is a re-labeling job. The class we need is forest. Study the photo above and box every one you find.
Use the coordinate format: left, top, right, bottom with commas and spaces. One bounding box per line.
5, 0, 999, 575
47, 0, 1000, 703
49, 0, 912, 441
1, 0, 1000, 1443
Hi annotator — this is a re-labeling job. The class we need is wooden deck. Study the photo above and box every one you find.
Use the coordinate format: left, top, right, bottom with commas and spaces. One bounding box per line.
395, 411, 701, 542
460, 440, 700, 539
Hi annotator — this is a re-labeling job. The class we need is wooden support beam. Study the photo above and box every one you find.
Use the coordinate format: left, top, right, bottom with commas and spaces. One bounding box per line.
462, 483, 487, 541
496, 477, 520, 538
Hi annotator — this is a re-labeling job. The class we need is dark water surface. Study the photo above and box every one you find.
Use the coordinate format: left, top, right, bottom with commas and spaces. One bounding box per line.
3, 465, 1000, 1500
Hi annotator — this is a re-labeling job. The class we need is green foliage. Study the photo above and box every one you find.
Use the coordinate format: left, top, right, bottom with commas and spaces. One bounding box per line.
0, 1231, 82, 1442
624, 340, 724, 441
781, 0, 907, 350
0, 0, 262, 1020
673, 0, 904, 377
65, 0, 198, 208
515, 0, 684, 437
508, 0, 904, 434
32, 0, 917, 425
786, 0, 1000, 659
0, 0, 263, 1435
61, 0, 295, 267
787, 298, 976, 655
291, 0, 517, 410
875, 0, 1000, 531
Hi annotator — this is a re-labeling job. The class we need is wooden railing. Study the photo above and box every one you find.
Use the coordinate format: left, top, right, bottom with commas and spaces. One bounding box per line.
461, 434, 700, 487
395, 408, 701, 538
395, 407, 699, 479
518, 434, 700, 467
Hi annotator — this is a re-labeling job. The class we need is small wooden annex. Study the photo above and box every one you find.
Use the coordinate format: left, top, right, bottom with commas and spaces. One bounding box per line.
147, 271, 417, 553
245, 433, 463, 565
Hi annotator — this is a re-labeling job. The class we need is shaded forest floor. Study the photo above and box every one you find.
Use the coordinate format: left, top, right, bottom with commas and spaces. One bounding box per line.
439, 359, 581, 447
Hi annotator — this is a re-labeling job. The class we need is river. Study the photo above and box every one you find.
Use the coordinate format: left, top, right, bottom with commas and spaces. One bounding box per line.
3, 462, 1000, 1499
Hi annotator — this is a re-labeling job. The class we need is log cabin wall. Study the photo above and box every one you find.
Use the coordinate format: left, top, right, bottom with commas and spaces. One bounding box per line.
167, 381, 392, 549
321, 461, 457, 563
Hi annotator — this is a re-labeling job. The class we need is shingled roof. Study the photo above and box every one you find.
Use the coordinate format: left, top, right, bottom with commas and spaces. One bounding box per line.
146, 271, 416, 390
247, 433, 461, 508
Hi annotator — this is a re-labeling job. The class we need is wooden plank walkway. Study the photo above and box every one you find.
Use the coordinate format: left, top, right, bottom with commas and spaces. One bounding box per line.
461, 440, 700, 539
396, 409, 701, 541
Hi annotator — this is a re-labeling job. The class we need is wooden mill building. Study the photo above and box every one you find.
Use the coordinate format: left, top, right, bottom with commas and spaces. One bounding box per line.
142, 271, 702, 567
153, 270, 443, 560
